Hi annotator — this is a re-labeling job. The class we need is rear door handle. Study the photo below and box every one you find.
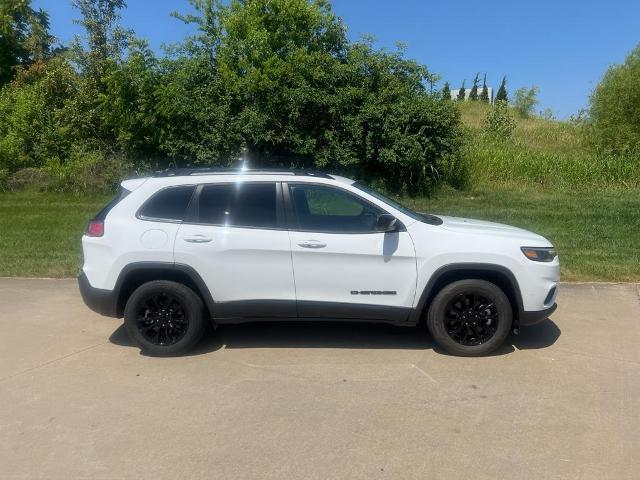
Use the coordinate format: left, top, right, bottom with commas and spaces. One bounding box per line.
298, 240, 326, 249
183, 234, 213, 243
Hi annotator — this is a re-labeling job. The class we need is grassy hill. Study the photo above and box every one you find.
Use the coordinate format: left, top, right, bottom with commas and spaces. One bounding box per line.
413, 102, 640, 281
458, 102, 640, 191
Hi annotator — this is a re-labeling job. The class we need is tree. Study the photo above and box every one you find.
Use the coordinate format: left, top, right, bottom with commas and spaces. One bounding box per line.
479, 73, 489, 102
0, 0, 55, 86
495, 75, 508, 103
65, 0, 136, 153
441, 81, 451, 100
513, 86, 539, 118
173, 0, 463, 194
457, 80, 466, 101
71, 0, 132, 83
469, 73, 479, 101
590, 43, 640, 152
1, 0, 465, 195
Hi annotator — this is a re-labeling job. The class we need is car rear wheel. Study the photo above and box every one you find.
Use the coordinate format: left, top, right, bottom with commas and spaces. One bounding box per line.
124, 280, 207, 356
426, 279, 512, 356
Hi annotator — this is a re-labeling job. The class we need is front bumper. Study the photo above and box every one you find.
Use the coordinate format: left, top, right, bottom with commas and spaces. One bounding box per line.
519, 303, 557, 326
78, 272, 120, 318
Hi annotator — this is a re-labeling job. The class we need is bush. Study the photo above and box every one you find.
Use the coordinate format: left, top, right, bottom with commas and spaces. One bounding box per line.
483, 101, 516, 140
0, 58, 77, 172
513, 86, 539, 118
590, 44, 640, 153
46, 148, 130, 193
6, 167, 53, 191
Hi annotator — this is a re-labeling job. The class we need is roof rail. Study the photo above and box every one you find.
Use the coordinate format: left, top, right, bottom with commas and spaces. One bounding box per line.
152, 167, 333, 179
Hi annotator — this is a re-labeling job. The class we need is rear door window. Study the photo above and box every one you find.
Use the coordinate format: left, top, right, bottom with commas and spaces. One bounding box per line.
138, 186, 196, 222
198, 183, 278, 229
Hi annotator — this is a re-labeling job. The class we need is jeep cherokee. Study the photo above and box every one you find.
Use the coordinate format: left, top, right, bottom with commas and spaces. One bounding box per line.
79, 168, 559, 356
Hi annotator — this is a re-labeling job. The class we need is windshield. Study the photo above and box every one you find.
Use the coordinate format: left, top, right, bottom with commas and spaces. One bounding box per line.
352, 182, 423, 221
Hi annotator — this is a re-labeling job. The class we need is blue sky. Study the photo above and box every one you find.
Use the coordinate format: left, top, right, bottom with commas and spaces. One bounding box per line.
34, 0, 640, 118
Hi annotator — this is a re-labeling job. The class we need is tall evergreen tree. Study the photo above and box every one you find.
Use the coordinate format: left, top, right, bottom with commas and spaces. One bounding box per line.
469, 73, 479, 100
495, 75, 508, 103
441, 81, 451, 100
479, 73, 489, 102
457, 79, 466, 101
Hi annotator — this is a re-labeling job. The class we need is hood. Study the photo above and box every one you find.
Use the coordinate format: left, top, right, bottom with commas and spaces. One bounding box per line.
438, 215, 551, 245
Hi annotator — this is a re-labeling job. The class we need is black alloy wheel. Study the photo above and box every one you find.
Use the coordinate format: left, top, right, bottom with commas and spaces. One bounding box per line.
124, 280, 207, 356
426, 279, 513, 357
136, 292, 189, 346
444, 292, 499, 346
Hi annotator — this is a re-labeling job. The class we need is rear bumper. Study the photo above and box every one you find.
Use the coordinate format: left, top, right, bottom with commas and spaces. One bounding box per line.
519, 303, 557, 326
78, 272, 120, 318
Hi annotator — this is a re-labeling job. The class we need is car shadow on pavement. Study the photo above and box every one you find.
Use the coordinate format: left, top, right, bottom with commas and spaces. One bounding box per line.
510, 318, 562, 351
109, 317, 561, 357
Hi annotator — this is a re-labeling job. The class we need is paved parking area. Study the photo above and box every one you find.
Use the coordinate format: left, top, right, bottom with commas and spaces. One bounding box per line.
0, 279, 639, 479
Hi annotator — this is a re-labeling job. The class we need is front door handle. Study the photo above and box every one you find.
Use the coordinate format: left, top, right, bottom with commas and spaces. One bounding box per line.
183, 234, 213, 243
298, 240, 327, 249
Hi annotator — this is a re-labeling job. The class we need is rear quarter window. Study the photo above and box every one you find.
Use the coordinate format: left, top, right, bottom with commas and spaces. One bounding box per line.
137, 186, 196, 222
93, 187, 131, 221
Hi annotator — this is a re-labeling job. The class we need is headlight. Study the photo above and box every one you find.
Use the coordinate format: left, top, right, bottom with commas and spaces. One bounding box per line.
521, 246, 557, 262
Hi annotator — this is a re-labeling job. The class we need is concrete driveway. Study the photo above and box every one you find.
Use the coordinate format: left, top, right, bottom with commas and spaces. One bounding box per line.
0, 279, 639, 480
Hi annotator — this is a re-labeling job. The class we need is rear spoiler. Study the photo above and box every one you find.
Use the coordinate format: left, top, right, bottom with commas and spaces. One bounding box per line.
121, 177, 149, 192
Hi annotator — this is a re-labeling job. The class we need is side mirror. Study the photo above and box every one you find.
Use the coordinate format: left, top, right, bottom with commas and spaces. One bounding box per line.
376, 214, 398, 232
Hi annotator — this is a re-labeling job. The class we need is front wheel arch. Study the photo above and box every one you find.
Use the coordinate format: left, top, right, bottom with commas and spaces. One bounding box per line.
411, 264, 523, 325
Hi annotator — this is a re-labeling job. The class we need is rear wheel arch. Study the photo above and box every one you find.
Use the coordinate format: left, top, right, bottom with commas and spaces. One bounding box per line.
411, 264, 524, 324
114, 262, 214, 318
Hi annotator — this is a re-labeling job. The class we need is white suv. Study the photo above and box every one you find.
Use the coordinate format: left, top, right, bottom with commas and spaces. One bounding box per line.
79, 168, 559, 356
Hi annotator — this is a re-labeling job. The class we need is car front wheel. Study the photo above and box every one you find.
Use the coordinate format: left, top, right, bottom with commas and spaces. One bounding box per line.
124, 280, 207, 356
426, 279, 513, 356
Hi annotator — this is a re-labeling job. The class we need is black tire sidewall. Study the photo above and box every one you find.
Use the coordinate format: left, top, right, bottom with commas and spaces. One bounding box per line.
427, 279, 513, 357
124, 280, 207, 356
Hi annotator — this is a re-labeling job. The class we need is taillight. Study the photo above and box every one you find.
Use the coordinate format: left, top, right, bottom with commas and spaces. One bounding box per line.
86, 220, 104, 237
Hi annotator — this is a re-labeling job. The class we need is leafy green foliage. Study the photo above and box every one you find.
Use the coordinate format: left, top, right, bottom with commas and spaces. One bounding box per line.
0, 0, 465, 195
0, 58, 77, 171
589, 44, 640, 153
513, 85, 539, 118
0, 0, 55, 86
154, 54, 242, 164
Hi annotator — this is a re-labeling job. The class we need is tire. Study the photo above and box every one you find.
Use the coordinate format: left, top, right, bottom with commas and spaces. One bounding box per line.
426, 279, 512, 357
124, 280, 207, 356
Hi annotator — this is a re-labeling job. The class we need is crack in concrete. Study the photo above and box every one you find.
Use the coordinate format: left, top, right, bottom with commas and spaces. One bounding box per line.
412, 364, 437, 384
0, 342, 107, 383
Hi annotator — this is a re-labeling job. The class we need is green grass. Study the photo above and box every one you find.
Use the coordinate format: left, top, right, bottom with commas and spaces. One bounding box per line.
405, 186, 640, 282
0, 191, 109, 277
459, 102, 640, 191
1, 188, 638, 281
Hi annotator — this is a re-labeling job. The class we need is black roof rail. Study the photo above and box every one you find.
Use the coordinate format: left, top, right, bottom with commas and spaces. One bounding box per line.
152, 167, 333, 179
